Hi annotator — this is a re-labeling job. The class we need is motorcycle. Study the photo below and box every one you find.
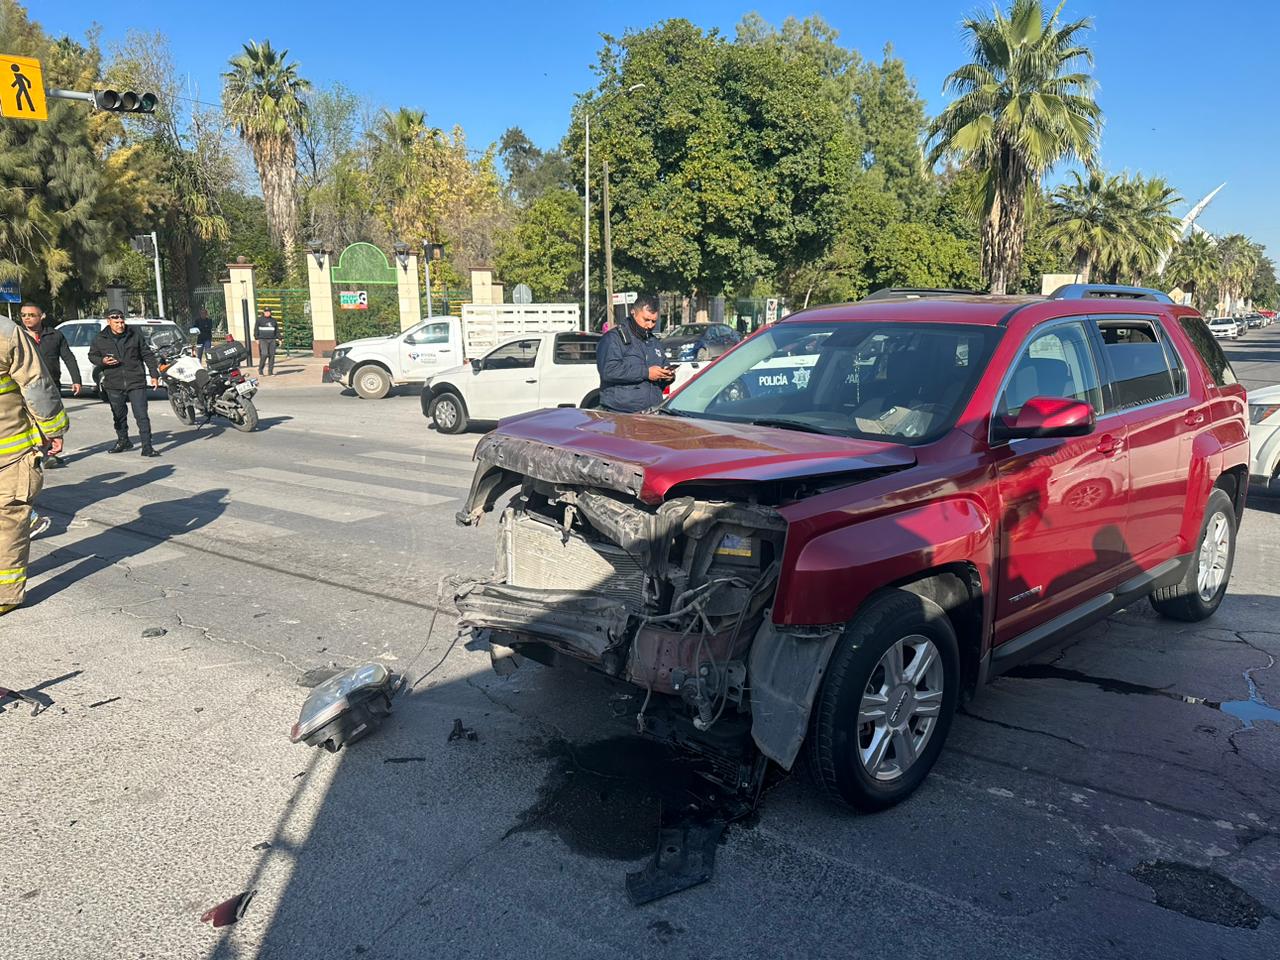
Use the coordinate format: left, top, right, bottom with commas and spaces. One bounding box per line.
156, 330, 260, 432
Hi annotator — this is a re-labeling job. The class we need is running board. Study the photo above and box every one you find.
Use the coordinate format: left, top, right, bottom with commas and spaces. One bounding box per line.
989, 556, 1188, 675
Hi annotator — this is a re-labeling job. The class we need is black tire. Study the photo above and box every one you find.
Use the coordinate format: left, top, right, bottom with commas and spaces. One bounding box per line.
430, 392, 468, 434
806, 589, 960, 812
168, 386, 195, 425
580, 390, 601, 410
1150, 488, 1236, 622
353, 364, 391, 400
230, 397, 259, 433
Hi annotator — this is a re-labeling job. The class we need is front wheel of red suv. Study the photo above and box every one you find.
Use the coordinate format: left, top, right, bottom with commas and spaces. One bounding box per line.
1149, 488, 1237, 622
806, 590, 960, 812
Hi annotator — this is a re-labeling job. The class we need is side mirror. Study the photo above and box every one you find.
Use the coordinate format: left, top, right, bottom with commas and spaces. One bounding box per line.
188, 327, 200, 335
992, 396, 1095, 443
470, 358, 484, 373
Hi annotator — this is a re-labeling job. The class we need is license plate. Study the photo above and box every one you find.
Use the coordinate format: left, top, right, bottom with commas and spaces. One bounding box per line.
236, 382, 254, 395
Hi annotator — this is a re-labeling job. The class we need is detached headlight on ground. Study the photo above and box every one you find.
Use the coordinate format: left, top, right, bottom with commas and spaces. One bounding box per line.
290, 663, 399, 752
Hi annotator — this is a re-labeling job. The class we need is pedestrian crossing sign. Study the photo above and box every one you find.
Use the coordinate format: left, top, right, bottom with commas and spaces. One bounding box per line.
0, 54, 47, 121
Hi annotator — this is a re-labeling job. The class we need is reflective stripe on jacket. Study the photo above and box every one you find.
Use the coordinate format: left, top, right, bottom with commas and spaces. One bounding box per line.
0, 317, 68, 467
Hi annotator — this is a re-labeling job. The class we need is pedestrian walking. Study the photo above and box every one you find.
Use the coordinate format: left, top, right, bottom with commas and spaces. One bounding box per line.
596, 293, 673, 413
18, 302, 80, 468
254, 308, 280, 376
193, 306, 214, 362
0, 311, 69, 616
88, 310, 160, 457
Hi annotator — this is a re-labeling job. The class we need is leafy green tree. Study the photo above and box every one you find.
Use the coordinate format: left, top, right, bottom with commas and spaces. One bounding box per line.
222, 40, 311, 275
1046, 171, 1180, 283
866, 222, 979, 290
297, 83, 378, 250
581, 20, 853, 308
498, 127, 571, 206
927, 0, 1102, 294
494, 187, 583, 299
1164, 232, 1219, 313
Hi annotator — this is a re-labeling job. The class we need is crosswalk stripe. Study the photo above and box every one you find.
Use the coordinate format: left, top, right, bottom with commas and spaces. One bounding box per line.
358, 450, 476, 474
58, 489, 293, 541
153, 475, 382, 522
234, 466, 453, 507
299, 458, 472, 489
36, 525, 185, 569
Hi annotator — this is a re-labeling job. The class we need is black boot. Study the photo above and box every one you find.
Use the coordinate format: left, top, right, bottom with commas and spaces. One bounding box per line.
140, 445, 160, 458
109, 439, 133, 454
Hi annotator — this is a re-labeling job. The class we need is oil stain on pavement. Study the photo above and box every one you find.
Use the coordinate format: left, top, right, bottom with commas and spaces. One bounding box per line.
1130, 860, 1274, 929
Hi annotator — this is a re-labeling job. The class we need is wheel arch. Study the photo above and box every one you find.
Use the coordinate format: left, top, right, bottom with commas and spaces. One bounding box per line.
889, 563, 986, 695
353, 358, 394, 381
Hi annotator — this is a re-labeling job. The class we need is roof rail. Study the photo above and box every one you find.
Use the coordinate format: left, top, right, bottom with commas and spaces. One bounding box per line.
1048, 283, 1173, 304
859, 287, 984, 302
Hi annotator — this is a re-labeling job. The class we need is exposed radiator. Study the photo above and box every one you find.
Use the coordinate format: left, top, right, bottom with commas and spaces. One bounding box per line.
505, 512, 647, 609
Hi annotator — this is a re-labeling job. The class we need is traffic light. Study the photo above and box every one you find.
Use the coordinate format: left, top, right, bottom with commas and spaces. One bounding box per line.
92, 89, 158, 113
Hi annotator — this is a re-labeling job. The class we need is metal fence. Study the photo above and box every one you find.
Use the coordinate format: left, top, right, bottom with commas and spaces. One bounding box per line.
258, 288, 311, 351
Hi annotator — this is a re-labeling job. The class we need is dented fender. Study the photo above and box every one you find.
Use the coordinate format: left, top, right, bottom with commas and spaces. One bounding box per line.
773, 497, 994, 626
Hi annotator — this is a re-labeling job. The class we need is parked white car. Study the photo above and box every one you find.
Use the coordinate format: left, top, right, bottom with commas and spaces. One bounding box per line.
1207, 317, 1239, 341
328, 304, 580, 400
56, 317, 185, 394
1249, 384, 1280, 490
420, 331, 602, 433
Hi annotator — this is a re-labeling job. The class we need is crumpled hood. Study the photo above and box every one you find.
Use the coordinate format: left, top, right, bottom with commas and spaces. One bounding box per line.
476, 407, 916, 503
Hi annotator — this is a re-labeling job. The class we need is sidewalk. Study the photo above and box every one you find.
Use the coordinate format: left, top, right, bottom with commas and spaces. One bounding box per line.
246, 352, 330, 389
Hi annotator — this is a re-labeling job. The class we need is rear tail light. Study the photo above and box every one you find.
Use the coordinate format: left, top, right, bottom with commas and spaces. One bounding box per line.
1250, 404, 1280, 425
228, 369, 243, 382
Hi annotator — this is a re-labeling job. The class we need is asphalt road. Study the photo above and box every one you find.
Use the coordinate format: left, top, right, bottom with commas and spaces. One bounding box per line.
2, 333, 1279, 960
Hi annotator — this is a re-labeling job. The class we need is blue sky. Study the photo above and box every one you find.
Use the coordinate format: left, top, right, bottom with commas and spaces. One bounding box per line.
37, 0, 1280, 261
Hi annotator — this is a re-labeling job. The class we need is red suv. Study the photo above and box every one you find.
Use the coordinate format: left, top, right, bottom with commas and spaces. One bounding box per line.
456, 286, 1248, 810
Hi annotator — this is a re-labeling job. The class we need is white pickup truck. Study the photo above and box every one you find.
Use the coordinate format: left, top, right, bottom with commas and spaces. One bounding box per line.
420, 331, 608, 433
326, 303, 580, 399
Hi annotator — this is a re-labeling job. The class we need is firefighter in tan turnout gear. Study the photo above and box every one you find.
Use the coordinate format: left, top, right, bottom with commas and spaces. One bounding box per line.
0, 315, 69, 615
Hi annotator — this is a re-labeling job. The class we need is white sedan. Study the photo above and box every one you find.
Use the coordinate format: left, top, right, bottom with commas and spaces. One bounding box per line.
1249, 384, 1280, 490
1207, 317, 1239, 341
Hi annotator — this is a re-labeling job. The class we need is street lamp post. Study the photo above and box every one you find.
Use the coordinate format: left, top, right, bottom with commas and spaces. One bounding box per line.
582, 82, 645, 332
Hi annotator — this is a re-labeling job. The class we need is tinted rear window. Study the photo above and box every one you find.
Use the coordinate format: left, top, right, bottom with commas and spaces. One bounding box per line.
554, 333, 599, 364
1179, 316, 1237, 386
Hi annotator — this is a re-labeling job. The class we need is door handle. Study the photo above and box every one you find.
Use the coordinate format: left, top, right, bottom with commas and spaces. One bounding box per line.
1096, 435, 1123, 456
1184, 411, 1205, 426
525, 379, 537, 384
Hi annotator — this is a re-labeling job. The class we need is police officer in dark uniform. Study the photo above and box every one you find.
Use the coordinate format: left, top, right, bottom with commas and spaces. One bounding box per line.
595, 294, 673, 413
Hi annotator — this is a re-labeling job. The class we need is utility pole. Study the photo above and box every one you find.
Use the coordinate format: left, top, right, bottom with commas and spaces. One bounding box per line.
583, 113, 590, 332
150, 230, 165, 318
603, 158, 615, 327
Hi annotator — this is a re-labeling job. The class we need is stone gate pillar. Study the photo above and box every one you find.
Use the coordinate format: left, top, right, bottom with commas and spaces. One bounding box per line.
396, 253, 421, 331
307, 250, 336, 356
227, 260, 258, 361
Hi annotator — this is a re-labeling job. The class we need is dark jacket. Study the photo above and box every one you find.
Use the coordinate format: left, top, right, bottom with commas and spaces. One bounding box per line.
88, 326, 159, 391
31, 325, 81, 387
193, 314, 213, 342
597, 319, 665, 413
253, 315, 280, 341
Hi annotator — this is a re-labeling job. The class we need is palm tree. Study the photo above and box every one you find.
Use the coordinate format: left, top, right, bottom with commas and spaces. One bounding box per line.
1045, 170, 1121, 282
927, 0, 1102, 293
1164, 232, 1218, 313
1215, 234, 1262, 314
222, 40, 311, 274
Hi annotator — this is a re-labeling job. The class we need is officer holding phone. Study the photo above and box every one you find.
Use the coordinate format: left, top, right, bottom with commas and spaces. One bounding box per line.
596, 294, 674, 413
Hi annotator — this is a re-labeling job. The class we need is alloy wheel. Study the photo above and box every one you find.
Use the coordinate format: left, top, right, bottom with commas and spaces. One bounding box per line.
857, 634, 945, 782
1197, 511, 1231, 602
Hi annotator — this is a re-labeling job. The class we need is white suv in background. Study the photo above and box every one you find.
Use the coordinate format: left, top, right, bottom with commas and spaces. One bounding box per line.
1207, 317, 1239, 341
56, 317, 184, 394
1249, 385, 1280, 491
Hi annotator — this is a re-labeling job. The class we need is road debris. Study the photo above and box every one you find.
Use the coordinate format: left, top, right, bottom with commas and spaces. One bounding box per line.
251, 841, 271, 851
0, 683, 50, 716
88, 697, 121, 709
626, 818, 727, 905
141, 627, 167, 639
200, 889, 256, 927
384, 756, 427, 764
447, 718, 478, 742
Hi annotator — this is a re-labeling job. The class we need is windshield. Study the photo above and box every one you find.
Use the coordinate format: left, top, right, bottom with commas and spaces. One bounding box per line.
662, 324, 713, 339
665, 321, 1002, 442
140, 325, 183, 349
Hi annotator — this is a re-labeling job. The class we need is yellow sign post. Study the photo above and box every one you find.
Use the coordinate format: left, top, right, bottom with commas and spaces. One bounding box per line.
0, 54, 47, 122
